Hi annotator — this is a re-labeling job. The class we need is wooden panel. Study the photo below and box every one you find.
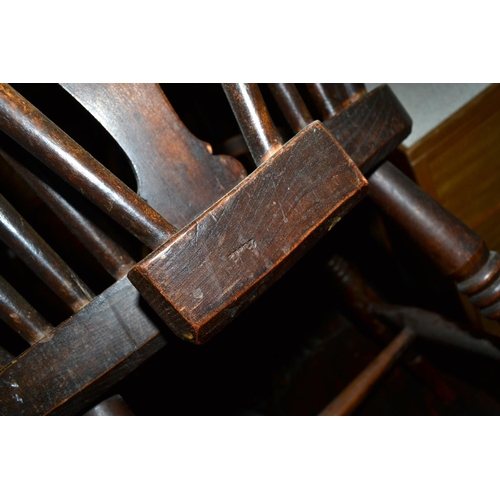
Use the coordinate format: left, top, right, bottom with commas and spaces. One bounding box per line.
405, 84, 500, 252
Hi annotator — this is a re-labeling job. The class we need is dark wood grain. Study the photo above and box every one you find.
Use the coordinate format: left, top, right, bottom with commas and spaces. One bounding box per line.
0, 83, 176, 249
60, 83, 247, 228
0, 193, 94, 312
0, 149, 135, 280
0, 275, 52, 344
129, 122, 368, 344
270, 84, 412, 175
322, 85, 412, 175
0, 277, 168, 416
222, 84, 283, 165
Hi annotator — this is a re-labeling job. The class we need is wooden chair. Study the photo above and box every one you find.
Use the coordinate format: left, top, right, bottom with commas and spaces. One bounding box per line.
1, 83, 497, 415
0, 83, 368, 415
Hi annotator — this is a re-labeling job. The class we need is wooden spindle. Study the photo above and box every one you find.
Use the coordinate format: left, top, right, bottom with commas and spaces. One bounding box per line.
319, 326, 416, 416
0, 149, 136, 280
0, 194, 94, 312
222, 84, 283, 165
306, 84, 366, 120
0, 275, 52, 344
0, 83, 176, 250
369, 161, 500, 320
267, 83, 313, 134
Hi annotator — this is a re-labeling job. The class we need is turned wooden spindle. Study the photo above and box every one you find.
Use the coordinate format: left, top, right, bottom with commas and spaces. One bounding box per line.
271, 83, 500, 322
0, 149, 136, 280
0, 275, 53, 344
369, 162, 500, 321
0, 194, 94, 312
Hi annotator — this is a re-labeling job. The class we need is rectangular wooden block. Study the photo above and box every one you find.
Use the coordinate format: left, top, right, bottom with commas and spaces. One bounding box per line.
128, 121, 368, 344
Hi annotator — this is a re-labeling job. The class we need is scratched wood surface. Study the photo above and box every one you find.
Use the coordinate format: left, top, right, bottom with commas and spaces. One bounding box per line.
129, 122, 368, 344
323, 84, 412, 175
60, 84, 247, 228
0, 277, 168, 416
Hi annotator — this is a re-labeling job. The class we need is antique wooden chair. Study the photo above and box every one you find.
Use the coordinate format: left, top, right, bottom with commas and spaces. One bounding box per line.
0, 83, 498, 415
0, 83, 368, 415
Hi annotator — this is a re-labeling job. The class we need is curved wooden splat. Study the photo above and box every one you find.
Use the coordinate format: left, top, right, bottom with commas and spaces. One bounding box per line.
60, 84, 247, 228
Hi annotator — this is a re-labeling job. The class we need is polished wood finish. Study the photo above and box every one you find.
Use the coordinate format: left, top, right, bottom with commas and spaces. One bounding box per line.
84, 394, 134, 416
0, 83, 176, 249
0, 149, 135, 280
0, 193, 94, 312
267, 84, 313, 134
60, 84, 247, 228
320, 327, 416, 416
222, 84, 283, 165
129, 121, 368, 343
0, 275, 52, 344
370, 161, 500, 321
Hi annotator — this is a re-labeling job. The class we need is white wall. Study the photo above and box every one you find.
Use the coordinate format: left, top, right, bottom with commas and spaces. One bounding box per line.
366, 83, 491, 147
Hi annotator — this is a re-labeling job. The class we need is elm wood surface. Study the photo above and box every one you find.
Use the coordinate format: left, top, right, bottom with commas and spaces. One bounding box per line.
84, 394, 134, 416
129, 121, 369, 344
0, 149, 136, 280
0, 83, 176, 250
369, 161, 500, 321
0, 193, 94, 312
0, 276, 168, 416
0, 275, 52, 345
60, 83, 247, 228
319, 327, 416, 416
